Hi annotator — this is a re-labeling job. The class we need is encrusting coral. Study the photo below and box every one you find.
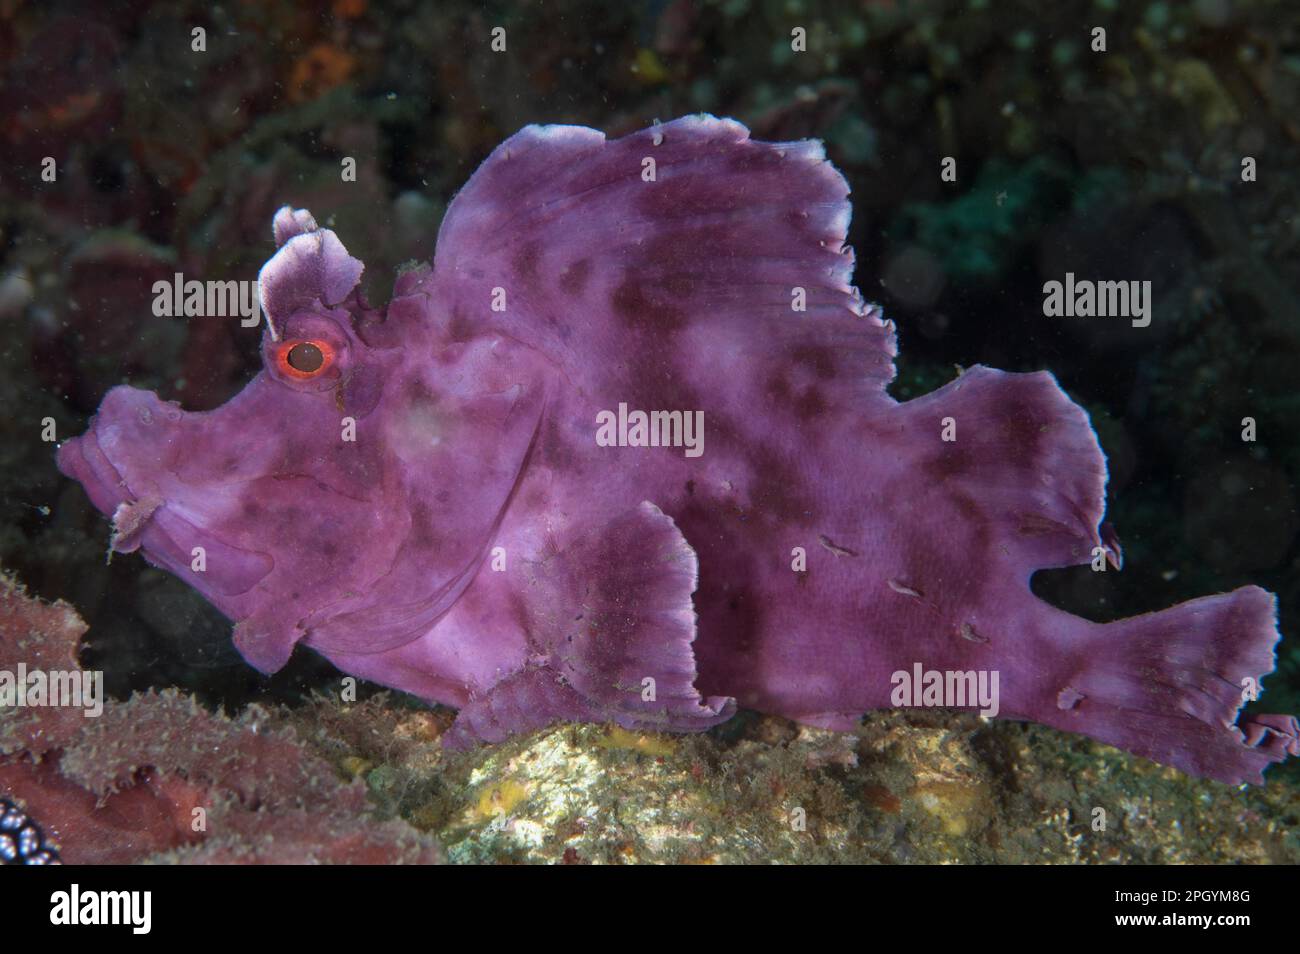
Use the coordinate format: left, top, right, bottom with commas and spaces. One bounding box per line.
0, 572, 440, 864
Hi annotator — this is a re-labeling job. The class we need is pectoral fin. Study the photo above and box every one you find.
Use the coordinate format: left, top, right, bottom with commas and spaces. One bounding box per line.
444, 502, 735, 749
233, 612, 303, 675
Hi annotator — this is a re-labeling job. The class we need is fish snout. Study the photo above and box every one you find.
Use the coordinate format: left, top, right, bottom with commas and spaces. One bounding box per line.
57, 385, 180, 518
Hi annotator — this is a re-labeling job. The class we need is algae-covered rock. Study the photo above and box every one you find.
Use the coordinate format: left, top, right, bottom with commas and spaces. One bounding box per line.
290, 696, 1300, 864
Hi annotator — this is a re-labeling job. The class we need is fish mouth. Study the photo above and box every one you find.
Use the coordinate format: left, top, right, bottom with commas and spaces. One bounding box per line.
57, 386, 170, 542
57, 386, 274, 598
58, 420, 137, 531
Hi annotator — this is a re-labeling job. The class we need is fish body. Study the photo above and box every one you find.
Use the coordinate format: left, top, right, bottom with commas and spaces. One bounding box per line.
58, 117, 1298, 783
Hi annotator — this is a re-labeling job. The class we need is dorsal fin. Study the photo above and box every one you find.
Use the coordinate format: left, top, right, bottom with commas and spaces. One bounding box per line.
421, 115, 896, 414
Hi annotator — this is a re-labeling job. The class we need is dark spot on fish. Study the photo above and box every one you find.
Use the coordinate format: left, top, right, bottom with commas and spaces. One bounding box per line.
624, 354, 702, 416
712, 583, 764, 671
542, 311, 575, 345
790, 344, 836, 380
405, 502, 446, 553
922, 440, 974, 482
611, 221, 732, 328
558, 258, 591, 295
764, 372, 793, 405
748, 445, 813, 525
952, 491, 993, 574
504, 589, 531, 638
513, 240, 542, 282
1001, 397, 1049, 469
540, 415, 578, 472
404, 377, 435, 406
949, 489, 983, 523
515, 483, 549, 514
341, 364, 385, 418
446, 306, 476, 342
611, 277, 687, 334
766, 371, 828, 421
685, 479, 695, 496
794, 386, 827, 420
676, 500, 768, 693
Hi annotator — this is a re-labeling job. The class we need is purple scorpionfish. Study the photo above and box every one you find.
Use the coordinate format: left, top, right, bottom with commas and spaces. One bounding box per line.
58, 116, 1299, 784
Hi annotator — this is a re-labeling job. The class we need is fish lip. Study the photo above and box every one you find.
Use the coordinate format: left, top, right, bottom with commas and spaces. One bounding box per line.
59, 390, 275, 597
57, 386, 175, 550
58, 421, 167, 555
58, 384, 175, 512
57, 423, 134, 517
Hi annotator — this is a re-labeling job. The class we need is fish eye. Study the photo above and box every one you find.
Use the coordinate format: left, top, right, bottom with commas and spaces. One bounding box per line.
275, 339, 334, 379
288, 342, 324, 373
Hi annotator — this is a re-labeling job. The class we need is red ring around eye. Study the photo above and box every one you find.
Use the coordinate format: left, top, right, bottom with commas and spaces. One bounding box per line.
274, 339, 336, 379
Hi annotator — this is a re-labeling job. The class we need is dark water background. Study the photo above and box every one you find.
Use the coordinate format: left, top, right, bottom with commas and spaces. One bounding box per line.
1, 0, 1297, 781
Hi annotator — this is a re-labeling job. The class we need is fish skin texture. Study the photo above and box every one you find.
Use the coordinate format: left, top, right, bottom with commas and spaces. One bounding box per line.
57, 116, 1298, 784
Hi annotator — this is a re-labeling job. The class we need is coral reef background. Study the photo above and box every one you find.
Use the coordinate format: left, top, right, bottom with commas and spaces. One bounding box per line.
1, 0, 1298, 861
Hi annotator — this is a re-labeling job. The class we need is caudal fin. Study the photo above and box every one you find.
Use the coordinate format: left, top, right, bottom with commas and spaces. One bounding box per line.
1043, 586, 1298, 784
